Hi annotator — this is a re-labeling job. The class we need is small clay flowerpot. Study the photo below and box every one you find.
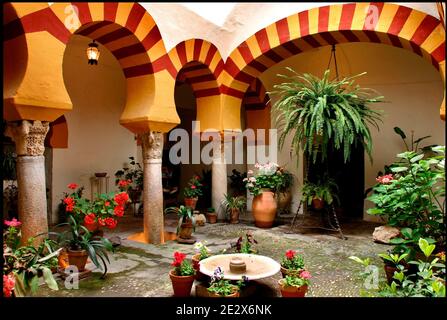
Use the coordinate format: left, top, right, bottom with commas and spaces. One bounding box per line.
169, 270, 195, 297
280, 266, 301, 278
184, 197, 198, 210
67, 249, 89, 272
230, 208, 240, 224
192, 253, 208, 281
278, 279, 308, 297
207, 213, 217, 224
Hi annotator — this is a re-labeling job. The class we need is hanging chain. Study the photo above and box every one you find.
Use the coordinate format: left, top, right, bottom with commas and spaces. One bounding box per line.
326, 44, 339, 80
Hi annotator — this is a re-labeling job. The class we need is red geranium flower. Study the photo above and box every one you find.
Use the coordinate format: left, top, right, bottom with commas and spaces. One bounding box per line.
376, 174, 394, 184
63, 197, 75, 212
118, 180, 129, 188
114, 205, 125, 217
105, 201, 110, 207
171, 252, 186, 267
285, 250, 296, 259
84, 213, 96, 225
98, 218, 106, 226
114, 192, 129, 206
105, 217, 117, 229
67, 183, 78, 190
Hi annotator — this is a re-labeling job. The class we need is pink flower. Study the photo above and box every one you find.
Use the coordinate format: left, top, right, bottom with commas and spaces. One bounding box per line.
191, 185, 196, 189
376, 174, 394, 184
67, 183, 78, 190
247, 170, 253, 175
4, 218, 22, 227
3, 274, 15, 297
300, 270, 312, 279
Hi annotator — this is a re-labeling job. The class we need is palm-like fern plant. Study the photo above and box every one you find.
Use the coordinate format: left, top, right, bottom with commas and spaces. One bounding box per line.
270, 68, 383, 164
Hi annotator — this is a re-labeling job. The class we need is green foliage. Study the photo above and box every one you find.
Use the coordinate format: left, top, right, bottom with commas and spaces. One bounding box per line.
2, 148, 17, 180
281, 251, 305, 270
282, 274, 310, 287
114, 156, 143, 191
235, 232, 258, 254
178, 260, 195, 277
367, 146, 445, 246
221, 194, 246, 218
378, 251, 408, 267
270, 68, 383, 165
165, 205, 196, 234
183, 175, 203, 198
207, 267, 239, 296
276, 168, 294, 193
245, 162, 283, 196
301, 178, 339, 206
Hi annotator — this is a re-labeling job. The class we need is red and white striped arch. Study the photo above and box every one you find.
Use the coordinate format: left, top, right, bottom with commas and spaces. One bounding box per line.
223, 3, 445, 120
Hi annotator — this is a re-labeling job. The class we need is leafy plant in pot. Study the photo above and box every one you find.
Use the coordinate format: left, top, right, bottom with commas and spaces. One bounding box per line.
207, 267, 243, 297
301, 179, 339, 211
280, 249, 305, 278
183, 175, 203, 210
57, 215, 114, 277
165, 205, 196, 240
278, 271, 312, 297
206, 207, 217, 224
221, 194, 246, 224
114, 156, 143, 204
192, 241, 212, 281
378, 251, 409, 285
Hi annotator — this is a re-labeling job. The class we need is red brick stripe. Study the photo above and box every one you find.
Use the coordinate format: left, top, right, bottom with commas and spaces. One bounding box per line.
339, 3, 356, 30
214, 60, 225, 78
141, 26, 162, 51
220, 85, 245, 99
96, 27, 133, 44
193, 39, 203, 61
302, 35, 320, 48
123, 63, 153, 78
387, 6, 412, 36
72, 2, 92, 25
77, 20, 111, 36
255, 28, 270, 53
176, 42, 187, 67
318, 6, 330, 33
126, 3, 146, 33
298, 11, 309, 37
195, 88, 221, 98
410, 15, 440, 46
430, 42, 445, 63
113, 42, 146, 60
204, 45, 217, 66
249, 60, 269, 73
104, 2, 118, 22
275, 17, 290, 43
282, 41, 302, 55
20, 7, 71, 44
183, 73, 215, 84
238, 43, 254, 64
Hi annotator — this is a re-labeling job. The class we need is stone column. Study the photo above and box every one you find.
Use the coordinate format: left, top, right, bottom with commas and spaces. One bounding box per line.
140, 131, 164, 244
212, 139, 228, 220
6, 120, 49, 245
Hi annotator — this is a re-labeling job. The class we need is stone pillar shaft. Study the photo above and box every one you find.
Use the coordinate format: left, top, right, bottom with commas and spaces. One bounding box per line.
6, 120, 49, 245
212, 140, 227, 220
140, 131, 164, 244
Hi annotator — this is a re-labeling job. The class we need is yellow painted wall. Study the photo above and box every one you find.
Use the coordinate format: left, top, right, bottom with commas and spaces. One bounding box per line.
51, 35, 137, 222
259, 42, 444, 220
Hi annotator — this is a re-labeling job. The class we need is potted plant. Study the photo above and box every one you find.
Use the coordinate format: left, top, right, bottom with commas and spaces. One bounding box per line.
221, 194, 246, 224
245, 162, 282, 228
206, 207, 217, 224
183, 175, 203, 210
165, 205, 196, 240
192, 241, 211, 281
280, 250, 305, 278
207, 267, 240, 297
3, 219, 60, 297
276, 168, 294, 214
234, 231, 258, 254
114, 156, 143, 205
301, 179, 339, 211
278, 271, 312, 297
57, 214, 114, 276
378, 250, 409, 285
169, 251, 195, 297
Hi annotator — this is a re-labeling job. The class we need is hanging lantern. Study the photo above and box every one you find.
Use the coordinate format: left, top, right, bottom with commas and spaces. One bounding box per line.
86, 40, 100, 65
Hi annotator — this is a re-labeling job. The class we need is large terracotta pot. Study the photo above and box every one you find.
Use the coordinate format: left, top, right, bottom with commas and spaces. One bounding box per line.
184, 197, 198, 210
178, 219, 194, 239
252, 191, 277, 228
169, 270, 195, 297
280, 266, 301, 278
67, 249, 89, 272
277, 191, 292, 213
230, 208, 240, 224
278, 280, 308, 297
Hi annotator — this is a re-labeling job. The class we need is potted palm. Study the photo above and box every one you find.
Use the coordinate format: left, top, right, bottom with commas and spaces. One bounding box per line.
278, 271, 312, 297
169, 251, 195, 297
165, 205, 196, 240
301, 179, 339, 211
183, 175, 203, 210
221, 194, 246, 224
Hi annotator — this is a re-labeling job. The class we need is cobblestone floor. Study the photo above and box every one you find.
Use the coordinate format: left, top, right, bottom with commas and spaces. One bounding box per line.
36, 212, 388, 297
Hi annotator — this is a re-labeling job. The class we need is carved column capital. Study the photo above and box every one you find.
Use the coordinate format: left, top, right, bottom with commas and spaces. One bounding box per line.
139, 131, 164, 161
6, 120, 49, 156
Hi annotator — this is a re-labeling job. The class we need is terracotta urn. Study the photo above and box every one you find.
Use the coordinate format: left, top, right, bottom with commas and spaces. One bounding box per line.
252, 190, 277, 228
208, 288, 240, 298
169, 270, 195, 297
67, 249, 89, 272
278, 279, 308, 297
184, 197, 198, 210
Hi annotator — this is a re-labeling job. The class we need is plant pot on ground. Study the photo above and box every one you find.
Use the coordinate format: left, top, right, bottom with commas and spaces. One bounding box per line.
252, 190, 277, 228
221, 194, 246, 224
165, 205, 196, 240
302, 179, 339, 211
378, 251, 409, 285
280, 250, 305, 278
206, 208, 217, 224
207, 267, 241, 297
192, 241, 212, 281
169, 252, 195, 297
278, 273, 311, 297
183, 175, 203, 210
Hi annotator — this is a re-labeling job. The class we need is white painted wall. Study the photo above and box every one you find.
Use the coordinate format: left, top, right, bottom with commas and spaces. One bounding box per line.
259, 42, 444, 219
51, 35, 137, 223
